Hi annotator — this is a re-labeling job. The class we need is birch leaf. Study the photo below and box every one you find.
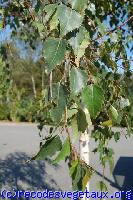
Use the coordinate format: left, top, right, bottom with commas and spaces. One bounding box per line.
43, 38, 67, 72
69, 0, 88, 13
31, 135, 62, 160
109, 105, 118, 122
53, 138, 70, 163
82, 85, 104, 119
44, 4, 57, 23
57, 4, 83, 36
70, 68, 88, 95
69, 26, 90, 60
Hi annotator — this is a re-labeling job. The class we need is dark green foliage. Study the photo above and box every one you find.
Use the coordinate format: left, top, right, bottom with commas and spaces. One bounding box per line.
31, 135, 62, 160
0, 104, 10, 120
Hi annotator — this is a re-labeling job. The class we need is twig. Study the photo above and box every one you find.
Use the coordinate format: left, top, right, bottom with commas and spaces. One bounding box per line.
94, 15, 133, 41
108, 15, 133, 34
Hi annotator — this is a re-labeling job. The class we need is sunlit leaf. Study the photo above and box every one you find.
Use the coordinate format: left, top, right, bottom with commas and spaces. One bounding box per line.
109, 105, 118, 122
57, 4, 83, 36
69, 26, 90, 60
82, 173, 91, 191
49, 12, 59, 31
69, 0, 88, 13
82, 85, 104, 119
101, 120, 113, 127
43, 38, 67, 72
67, 108, 78, 120
70, 68, 88, 95
44, 4, 57, 23
95, 17, 106, 36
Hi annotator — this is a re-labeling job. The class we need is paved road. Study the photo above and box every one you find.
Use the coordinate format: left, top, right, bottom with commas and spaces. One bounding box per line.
0, 123, 133, 199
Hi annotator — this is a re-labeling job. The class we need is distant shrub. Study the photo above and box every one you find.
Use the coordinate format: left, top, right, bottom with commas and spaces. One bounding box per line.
8, 97, 40, 122
0, 104, 10, 120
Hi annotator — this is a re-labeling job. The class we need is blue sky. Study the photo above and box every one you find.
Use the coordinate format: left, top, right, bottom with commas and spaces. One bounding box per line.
0, 25, 43, 62
0, 25, 12, 45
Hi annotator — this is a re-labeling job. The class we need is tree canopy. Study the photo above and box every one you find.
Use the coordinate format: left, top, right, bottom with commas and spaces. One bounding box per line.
0, 0, 133, 191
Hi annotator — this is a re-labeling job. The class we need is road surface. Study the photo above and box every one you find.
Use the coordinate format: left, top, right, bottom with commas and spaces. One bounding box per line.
0, 123, 132, 199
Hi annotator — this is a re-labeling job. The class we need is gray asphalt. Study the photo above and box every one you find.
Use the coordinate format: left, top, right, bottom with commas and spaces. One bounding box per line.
0, 123, 132, 200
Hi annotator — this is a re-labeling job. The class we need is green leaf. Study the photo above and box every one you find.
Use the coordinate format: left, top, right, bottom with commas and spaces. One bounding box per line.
77, 109, 88, 132
114, 132, 120, 142
82, 173, 91, 191
44, 4, 57, 23
44, 4, 57, 13
70, 68, 88, 95
82, 85, 104, 119
95, 17, 106, 36
69, 0, 88, 13
49, 12, 59, 31
53, 138, 70, 163
69, 26, 90, 60
108, 157, 114, 173
50, 84, 67, 123
67, 108, 78, 120
110, 32, 118, 43
33, 21, 44, 33
50, 107, 64, 124
72, 161, 84, 190
71, 160, 94, 191
43, 38, 67, 72
101, 120, 112, 127
97, 181, 108, 192
57, 4, 83, 36
0, 21, 3, 30
109, 105, 118, 122
107, 148, 114, 157
69, 159, 79, 176
76, 37, 89, 60
31, 135, 62, 160
71, 116, 79, 140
